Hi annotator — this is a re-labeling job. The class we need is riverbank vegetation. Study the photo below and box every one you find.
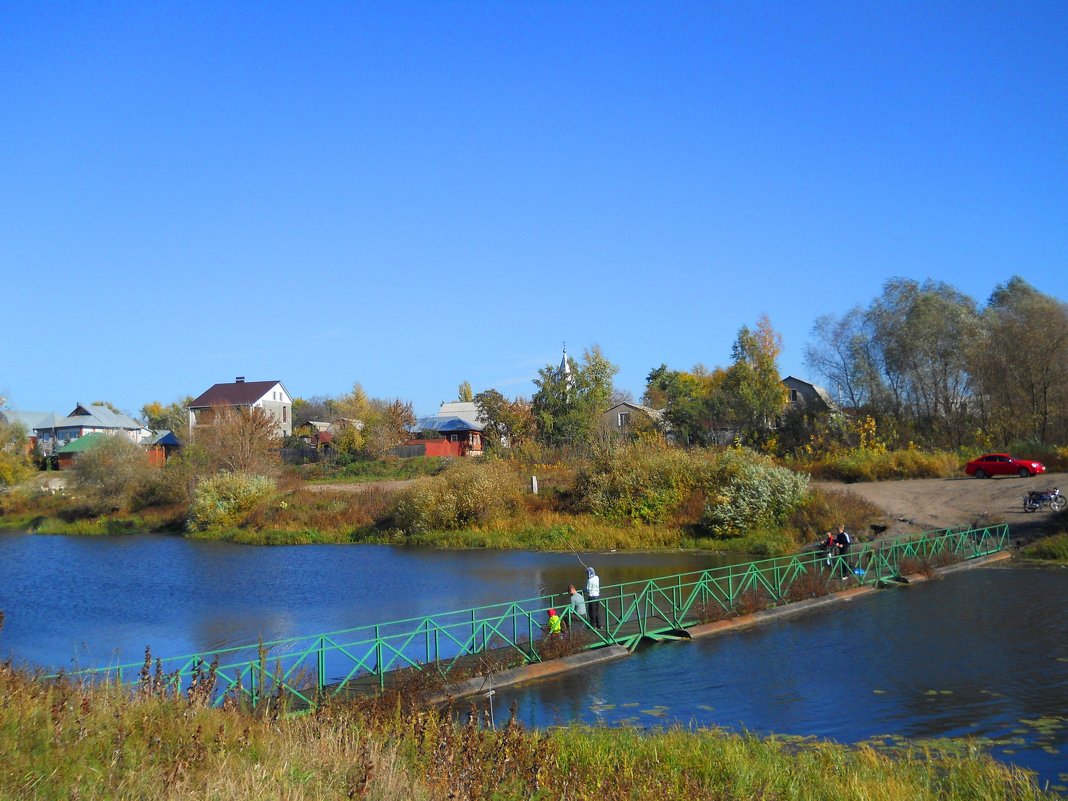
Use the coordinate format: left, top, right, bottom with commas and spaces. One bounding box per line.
0, 436, 885, 553
0, 656, 1055, 801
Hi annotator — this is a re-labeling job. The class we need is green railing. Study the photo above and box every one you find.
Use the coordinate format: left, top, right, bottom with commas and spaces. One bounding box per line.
57, 524, 1009, 707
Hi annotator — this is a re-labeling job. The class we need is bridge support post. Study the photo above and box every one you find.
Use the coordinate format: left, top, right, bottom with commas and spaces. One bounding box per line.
317, 637, 326, 698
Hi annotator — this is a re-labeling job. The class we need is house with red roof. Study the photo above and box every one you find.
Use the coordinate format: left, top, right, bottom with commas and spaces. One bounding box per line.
187, 377, 293, 437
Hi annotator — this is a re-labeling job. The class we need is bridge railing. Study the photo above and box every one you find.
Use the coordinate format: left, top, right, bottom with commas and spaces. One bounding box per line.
53, 524, 1008, 707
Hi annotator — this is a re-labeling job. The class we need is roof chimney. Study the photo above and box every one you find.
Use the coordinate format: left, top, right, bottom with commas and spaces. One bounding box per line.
235, 376, 245, 383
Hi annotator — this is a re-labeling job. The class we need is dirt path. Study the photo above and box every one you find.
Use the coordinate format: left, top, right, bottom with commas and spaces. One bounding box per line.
814, 473, 1065, 544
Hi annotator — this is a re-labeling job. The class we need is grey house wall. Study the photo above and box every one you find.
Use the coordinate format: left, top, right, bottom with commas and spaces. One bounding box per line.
258, 400, 292, 437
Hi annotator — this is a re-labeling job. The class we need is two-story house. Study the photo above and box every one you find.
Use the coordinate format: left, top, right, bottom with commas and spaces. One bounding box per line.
187, 377, 293, 437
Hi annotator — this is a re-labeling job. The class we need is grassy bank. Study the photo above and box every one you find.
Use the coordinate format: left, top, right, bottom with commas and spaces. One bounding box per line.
0, 483, 884, 554
1019, 532, 1068, 562
0, 660, 1052, 801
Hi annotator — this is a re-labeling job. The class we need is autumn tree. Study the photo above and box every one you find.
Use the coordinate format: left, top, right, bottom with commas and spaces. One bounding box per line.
474, 389, 537, 451
141, 397, 193, 440
866, 278, 979, 446
291, 395, 339, 425
804, 308, 878, 411
333, 382, 415, 458
0, 408, 34, 487
192, 406, 282, 475
457, 381, 473, 402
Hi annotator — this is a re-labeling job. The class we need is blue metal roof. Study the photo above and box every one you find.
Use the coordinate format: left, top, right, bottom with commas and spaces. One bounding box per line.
413, 416, 483, 433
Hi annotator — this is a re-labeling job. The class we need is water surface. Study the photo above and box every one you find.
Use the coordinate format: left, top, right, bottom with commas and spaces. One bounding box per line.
1, 532, 1064, 788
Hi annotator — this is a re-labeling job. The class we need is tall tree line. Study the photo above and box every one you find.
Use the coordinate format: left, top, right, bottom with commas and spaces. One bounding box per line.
805, 276, 1068, 447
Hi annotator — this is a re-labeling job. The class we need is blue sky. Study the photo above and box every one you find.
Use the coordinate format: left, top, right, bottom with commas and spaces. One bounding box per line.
3, 2, 1066, 418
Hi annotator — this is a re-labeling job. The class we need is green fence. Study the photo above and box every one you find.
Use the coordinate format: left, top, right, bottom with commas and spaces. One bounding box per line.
58, 524, 1009, 708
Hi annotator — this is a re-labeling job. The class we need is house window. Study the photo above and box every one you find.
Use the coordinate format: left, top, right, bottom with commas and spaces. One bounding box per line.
789, 390, 799, 403
618, 412, 631, 428
282, 407, 287, 422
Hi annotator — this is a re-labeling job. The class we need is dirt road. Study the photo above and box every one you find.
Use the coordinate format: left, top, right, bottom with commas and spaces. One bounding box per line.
815, 473, 1065, 544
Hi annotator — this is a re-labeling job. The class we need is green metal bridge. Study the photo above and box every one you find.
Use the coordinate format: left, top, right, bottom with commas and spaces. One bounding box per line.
61, 524, 1009, 708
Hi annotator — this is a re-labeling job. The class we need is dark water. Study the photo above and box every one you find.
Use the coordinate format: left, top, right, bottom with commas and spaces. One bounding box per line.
0, 532, 1065, 788
491, 565, 1068, 790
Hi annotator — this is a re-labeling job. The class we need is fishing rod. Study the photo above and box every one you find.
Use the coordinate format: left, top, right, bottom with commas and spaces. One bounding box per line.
568, 540, 589, 570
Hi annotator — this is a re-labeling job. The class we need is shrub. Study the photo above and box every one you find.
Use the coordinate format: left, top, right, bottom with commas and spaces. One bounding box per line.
187, 473, 276, 531
698, 453, 809, 539
391, 460, 522, 535
575, 443, 697, 524
574, 442, 809, 543
71, 435, 155, 512
786, 487, 885, 546
130, 451, 207, 509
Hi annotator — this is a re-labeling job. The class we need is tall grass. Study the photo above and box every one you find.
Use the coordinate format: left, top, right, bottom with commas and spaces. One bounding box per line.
794, 448, 961, 482
1020, 533, 1068, 562
0, 659, 1052, 801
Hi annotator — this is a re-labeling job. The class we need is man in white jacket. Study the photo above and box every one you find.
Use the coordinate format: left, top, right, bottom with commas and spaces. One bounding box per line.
585, 566, 601, 629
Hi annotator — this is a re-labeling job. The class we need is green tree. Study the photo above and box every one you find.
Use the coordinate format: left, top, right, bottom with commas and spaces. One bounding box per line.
644, 364, 729, 446
457, 381, 473, 402
969, 276, 1068, 444
532, 345, 619, 448
867, 278, 979, 446
722, 315, 788, 446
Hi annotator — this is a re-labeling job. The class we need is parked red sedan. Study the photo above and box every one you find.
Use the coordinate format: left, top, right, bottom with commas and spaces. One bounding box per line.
965, 453, 1046, 479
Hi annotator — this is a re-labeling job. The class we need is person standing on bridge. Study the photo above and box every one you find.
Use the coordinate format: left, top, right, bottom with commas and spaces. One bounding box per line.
835, 524, 852, 577
586, 566, 602, 629
568, 584, 586, 628
824, 531, 835, 568
546, 608, 562, 637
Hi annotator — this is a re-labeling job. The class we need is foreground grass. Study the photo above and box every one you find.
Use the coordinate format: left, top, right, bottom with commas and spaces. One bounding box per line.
0, 661, 1052, 801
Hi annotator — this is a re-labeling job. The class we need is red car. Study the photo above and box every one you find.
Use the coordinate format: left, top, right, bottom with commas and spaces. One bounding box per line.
965, 453, 1046, 479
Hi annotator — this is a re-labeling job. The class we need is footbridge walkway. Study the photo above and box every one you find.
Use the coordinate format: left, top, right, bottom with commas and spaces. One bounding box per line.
61, 524, 1009, 708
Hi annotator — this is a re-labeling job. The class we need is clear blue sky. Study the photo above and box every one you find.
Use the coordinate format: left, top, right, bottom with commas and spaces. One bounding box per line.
3, 2, 1066, 418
